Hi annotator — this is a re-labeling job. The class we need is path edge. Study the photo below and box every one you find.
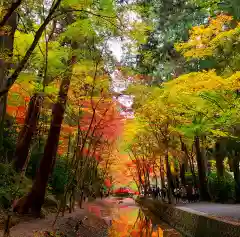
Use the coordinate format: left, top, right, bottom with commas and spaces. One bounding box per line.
136, 197, 240, 237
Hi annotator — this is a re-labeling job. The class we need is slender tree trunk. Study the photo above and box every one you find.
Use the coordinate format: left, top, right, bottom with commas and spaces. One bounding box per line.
194, 136, 210, 201
160, 156, 165, 189
13, 93, 43, 172
179, 137, 187, 186
180, 163, 186, 186
165, 149, 173, 204
13, 50, 76, 215
153, 165, 158, 189
0, 8, 18, 148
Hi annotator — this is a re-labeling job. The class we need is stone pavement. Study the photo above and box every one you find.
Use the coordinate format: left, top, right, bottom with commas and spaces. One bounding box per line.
176, 202, 240, 222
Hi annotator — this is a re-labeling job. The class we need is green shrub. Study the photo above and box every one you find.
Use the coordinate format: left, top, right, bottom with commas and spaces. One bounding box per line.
0, 116, 18, 163
26, 140, 45, 179
48, 157, 70, 195
207, 172, 235, 202
0, 163, 32, 209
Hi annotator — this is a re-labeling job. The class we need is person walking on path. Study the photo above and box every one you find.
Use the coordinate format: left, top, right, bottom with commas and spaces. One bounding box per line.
174, 187, 180, 204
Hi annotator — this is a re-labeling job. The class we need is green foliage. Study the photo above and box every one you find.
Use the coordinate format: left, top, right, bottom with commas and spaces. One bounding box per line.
0, 163, 32, 209
26, 141, 70, 195
1, 116, 18, 163
207, 172, 235, 202
48, 157, 70, 195
133, 0, 207, 81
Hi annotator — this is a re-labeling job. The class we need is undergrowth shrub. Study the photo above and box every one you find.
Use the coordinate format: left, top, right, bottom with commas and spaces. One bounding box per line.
0, 163, 32, 209
48, 157, 70, 195
207, 171, 235, 202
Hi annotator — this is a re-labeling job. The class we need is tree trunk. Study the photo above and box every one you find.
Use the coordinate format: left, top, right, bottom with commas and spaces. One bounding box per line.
180, 163, 186, 186
165, 151, 174, 204
215, 141, 224, 178
233, 158, 240, 203
188, 151, 197, 187
0, 9, 18, 148
160, 156, 165, 189
13, 93, 43, 172
0, 0, 22, 28
13, 51, 76, 215
194, 136, 210, 201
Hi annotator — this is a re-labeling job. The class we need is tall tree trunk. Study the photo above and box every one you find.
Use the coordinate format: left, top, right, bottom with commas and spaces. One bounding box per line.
13, 50, 76, 215
0, 8, 18, 148
215, 141, 224, 178
13, 93, 43, 172
233, 157, 240, 203
160, 156, 165, 189
194, 136, 210, 201
180, 163, 186, 186
165, 149, 174, 204
179, 137, 187, 186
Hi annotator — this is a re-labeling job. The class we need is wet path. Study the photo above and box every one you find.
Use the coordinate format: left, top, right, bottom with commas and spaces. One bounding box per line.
85, 197, 182, 237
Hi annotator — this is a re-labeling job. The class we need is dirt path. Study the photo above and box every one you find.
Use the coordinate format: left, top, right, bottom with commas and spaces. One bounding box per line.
0, 203, 108, 237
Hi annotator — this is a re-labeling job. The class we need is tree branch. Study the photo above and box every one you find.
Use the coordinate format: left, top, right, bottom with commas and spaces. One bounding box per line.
0, 0, 22, 28
0, 0, 62, 98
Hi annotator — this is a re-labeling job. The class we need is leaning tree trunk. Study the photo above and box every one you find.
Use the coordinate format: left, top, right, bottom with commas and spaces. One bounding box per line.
13, 93, 43, 172
13, 52, 76, 215
194, 136, 210, 201
0, 8, 18, 148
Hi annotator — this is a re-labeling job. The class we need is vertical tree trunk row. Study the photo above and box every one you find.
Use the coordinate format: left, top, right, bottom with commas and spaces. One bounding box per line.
14, 47, 77, 215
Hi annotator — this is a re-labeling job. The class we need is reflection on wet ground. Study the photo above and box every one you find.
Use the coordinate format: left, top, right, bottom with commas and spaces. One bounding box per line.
86, 197, 182, 237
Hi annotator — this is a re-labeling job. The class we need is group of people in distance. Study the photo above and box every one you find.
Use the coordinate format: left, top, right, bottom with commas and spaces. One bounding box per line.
145, 185, 200, 204
173, 185, 200, 203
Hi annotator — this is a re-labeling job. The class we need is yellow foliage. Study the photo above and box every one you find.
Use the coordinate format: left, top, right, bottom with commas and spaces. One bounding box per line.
226, 71, 240, 90
163, 70, 227, 96
175, 14, 240, 60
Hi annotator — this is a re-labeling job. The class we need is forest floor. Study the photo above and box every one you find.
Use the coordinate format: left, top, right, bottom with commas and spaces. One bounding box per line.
0, 201, 109, 237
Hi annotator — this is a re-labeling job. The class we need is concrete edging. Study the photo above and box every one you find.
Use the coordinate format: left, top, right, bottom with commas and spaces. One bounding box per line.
137, 198, 240, 237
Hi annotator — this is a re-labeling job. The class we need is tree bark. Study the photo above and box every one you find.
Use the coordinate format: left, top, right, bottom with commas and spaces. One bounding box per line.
179, 137, 187, 186
194, 135, 210, 201
0, 0, 22, 28
165, 150, 174, 204
233, 157, 240, 203
180, 163, 186, 186
13, 93, 43, 172
215, 141, 224, 178
13, 50, 76, 215
160, 156, 165, 189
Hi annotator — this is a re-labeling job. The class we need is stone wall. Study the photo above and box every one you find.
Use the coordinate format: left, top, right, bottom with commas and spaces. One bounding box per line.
137, 198, 240, 237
